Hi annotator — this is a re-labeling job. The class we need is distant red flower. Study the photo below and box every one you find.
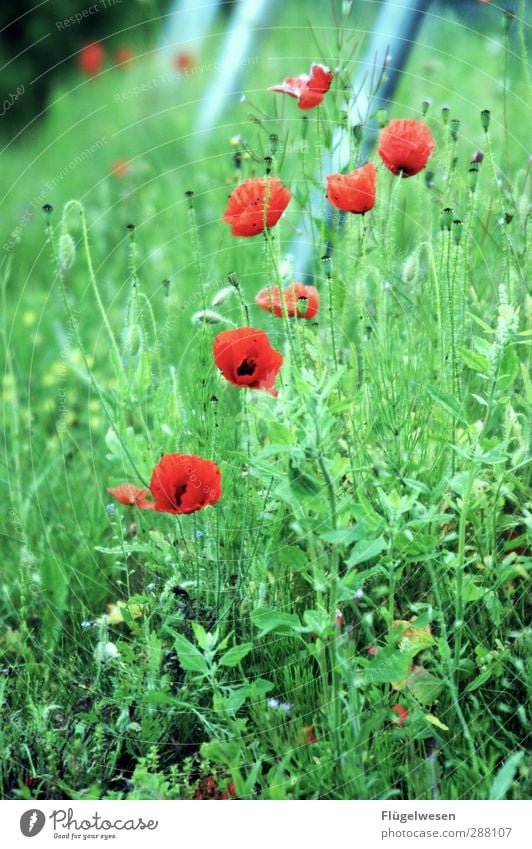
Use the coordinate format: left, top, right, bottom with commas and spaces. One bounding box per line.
115, 47, 135, 67
193, 774, 236, 800
255, 282, 319, 320
79, 42, 104, 76
368, 646, 379, 657
111, 159, 129, 177
326, 162, 377, 213
150, 454, 222, 515
378, 119, 435, 178
304, 725, 318, 744
213, 328, 283, 396
270, 62, 334, 110
107, 483, 155, 510
391, 705, 409, 727
175, 51, 196, 72
223, 177, 291, 237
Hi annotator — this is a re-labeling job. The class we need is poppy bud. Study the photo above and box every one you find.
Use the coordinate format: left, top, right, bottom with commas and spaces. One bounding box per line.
335, 609, 344, 629
192, 309, 225, 325
440, 207, 454, 231
402, 252, 419, 283
468, 166, 479, 192
471, 149, 484, 165
376, 109, 387, 128
452, 219, 463, 244
353, 123, 364, 143
450, 118, 460, 142
211, 286, 235, 306
480, 109, 491, 132
58, 233, 76, 273
441, 105, 450, 125
227, 271, 240, 289
126, 324, 143, 355
421, 99, 430, 117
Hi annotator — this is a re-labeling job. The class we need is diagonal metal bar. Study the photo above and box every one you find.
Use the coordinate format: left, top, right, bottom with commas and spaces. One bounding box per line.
289, 0, 434, 281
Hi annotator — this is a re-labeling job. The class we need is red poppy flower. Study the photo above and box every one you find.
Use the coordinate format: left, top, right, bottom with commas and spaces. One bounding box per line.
223, 177, 291, 237
377, 119, 435, 178
390, 705, 409, 727
193, 775, 236, 800
111, 159, 129, 177
304, 725, 318, 744
107, 483, 155, 510
326, 162, 377, 213
115, 47, 135, 68
255, 282, 319, 320
213, 328, 283, 396
79, 42, 104, 76
150, 454, 222, 515
175, 51, 196, 72
270, 62, 334, 110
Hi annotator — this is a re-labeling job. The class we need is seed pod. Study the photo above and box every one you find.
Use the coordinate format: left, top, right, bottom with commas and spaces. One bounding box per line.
468, 166, 479, 192
440, 207, 454, 231
376, 109, 388, 128
58, 233, 76, 273
441, 105, 450, 125
353, 123, 364, 143
421, 99, 431, 117
480, 109, 491, 132
452, 219, 463, 244
450, 118, 460, 142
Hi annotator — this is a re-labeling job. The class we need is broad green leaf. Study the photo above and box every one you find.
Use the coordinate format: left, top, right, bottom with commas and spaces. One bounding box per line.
364, 649, 411, 684
219, 642, 253, 667
346, 535, 386, 567
406, 666, 443, 704
250, 608, 300, 638
489, 751, 524, 800
172, 633, 208, 675
456, 347, 490, 372
427, 384, 468, 424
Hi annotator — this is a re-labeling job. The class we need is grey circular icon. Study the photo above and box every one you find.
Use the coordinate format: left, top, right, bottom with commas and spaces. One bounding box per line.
20, 810, 46, 837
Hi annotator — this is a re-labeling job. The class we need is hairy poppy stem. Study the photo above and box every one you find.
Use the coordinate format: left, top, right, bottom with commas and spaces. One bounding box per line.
63, 200, 125, 378
46, 208, 149, 487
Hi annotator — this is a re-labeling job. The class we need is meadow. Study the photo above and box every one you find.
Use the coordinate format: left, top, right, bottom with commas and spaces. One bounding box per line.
0, 1, 530, 801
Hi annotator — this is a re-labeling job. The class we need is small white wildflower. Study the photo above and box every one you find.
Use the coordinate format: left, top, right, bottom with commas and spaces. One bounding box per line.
94, 641, 120, 663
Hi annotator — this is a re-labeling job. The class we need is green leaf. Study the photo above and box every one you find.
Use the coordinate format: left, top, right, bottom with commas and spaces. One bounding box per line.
364, 649, 411, 684
489, 751, 524, 800
346, 535, 386, 567
427, 384, 468, 424
456, 347, 490, 372
172, 633, 208, 674
406, 666, 443, 704
320, 527, 361, 546
219, 642, 253, 667
250, 608, 300, 638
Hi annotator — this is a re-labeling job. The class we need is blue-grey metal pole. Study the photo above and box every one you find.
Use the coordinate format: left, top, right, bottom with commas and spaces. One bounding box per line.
290, 0, 434, 281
